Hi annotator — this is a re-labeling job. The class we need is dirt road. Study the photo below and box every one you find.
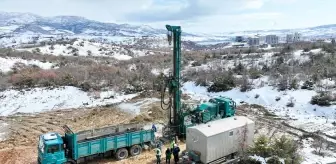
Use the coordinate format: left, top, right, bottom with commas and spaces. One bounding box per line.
0, 97, 169, 164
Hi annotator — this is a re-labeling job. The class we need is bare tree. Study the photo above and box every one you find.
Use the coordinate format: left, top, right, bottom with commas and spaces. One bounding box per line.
311, 131, 328, 156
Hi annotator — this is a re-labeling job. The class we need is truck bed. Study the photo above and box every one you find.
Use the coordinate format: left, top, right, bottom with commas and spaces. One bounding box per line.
64, 123, 155, 160
75, 123, 145, 142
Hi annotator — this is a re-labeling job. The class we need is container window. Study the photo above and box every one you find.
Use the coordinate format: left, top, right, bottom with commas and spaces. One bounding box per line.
229, 131, 234, 136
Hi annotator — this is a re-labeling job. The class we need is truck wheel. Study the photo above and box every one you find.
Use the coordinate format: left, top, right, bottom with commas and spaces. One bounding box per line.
130, 145, 142, 156
115, 148, 129, 160
64, 159, 76, 164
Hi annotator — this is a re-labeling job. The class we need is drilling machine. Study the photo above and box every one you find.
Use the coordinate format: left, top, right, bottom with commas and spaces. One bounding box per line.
160, 25, 237, 138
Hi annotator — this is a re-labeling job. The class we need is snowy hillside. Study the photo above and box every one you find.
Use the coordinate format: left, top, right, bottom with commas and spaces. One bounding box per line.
0, 56, 54, 73
2, 11, 336, 49
16, 39, 156, 60
0, 86, 137, 116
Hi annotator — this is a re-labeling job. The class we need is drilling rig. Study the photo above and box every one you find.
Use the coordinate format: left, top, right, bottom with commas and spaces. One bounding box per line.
160, 25, 237, 138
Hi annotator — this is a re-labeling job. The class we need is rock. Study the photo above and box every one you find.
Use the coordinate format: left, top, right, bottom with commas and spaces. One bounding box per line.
40, 127, 48, 133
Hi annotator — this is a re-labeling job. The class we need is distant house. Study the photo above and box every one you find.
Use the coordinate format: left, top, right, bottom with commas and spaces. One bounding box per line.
248, 36, 260, 46
265, 35, 279, 45
235, 36, 244, 42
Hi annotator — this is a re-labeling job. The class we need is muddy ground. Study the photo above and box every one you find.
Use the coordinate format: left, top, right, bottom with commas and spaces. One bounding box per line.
0, 98, 335, 164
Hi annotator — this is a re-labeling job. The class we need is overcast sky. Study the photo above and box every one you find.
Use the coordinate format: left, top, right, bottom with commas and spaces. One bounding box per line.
0, 0, 335, 33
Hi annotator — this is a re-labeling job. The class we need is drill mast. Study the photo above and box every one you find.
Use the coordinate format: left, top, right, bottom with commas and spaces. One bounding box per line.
161, 25, 182, 137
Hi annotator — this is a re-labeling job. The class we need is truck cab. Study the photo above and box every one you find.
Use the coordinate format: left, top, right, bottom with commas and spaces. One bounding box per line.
38, 132, 67, 164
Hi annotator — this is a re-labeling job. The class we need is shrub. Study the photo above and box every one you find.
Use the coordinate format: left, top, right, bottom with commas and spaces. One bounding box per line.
249, 68, 262, 79
9, 69, 58, 88
240, 75, 252, 92
249, 135, 272, 158
195, 78, 208, 87
301, 80, 314, 90
35, 48, 41, 53
266, 156, 282, 164
87, 50, 92, 56
303, 47, 311, 52
207, 72, 236, 92
49, 45, 55, 50
277, 76, 289, 91
275, 56, 285, 65
286, 97, 295, 107
272, 135, 300, 159
322, 44, 335, 53
289, 78, 298, 90
191, 61, 202, 67
79, 82, 91, 91
281, 45, 294, 53
310, 92, 334, 106
248, 135, 302, 164
233, 62, 245, 75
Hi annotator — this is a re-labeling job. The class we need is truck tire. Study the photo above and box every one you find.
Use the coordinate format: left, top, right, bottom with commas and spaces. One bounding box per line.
64, 159, 76, 164
129, 145, 142, 156
115, 148, 129, 160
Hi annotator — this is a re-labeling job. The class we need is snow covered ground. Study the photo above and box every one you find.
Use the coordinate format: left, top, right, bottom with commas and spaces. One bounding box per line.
0, 86, 137, 116
301, 138, 336, 164
117, 98, 160, 115
182, 81, 336, 133
0, 56, 54, 73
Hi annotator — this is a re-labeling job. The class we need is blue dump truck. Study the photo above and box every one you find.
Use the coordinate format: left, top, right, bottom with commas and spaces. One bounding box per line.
38, 123, 155, 164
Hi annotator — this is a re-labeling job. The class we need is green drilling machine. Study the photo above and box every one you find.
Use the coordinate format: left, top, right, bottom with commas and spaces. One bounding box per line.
160, 25, 237, 138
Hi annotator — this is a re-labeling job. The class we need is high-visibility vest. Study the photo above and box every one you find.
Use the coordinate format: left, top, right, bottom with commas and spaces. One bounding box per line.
155, 148, 162, 156
170, 141, 175, 149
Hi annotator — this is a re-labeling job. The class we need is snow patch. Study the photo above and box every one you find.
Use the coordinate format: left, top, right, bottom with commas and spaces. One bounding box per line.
151, 68, 170, 76
113, 53, 132, 60
40, 26, 54, 31
0, 57, 54, 73
301, 138, 336, 164
117, 98, 160, 115
0, 87, 138, 116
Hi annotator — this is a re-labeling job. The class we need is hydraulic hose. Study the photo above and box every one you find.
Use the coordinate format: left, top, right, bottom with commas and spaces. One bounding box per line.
160, 76, 172, 110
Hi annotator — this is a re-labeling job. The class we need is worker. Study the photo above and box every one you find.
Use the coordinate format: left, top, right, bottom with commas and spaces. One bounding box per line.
157, 140, 162, 151
165, 148, 172, 164
173, 144, 180, 164
152, 124, 157, 132
155, 148, 162, 164
170, 138, 175, 150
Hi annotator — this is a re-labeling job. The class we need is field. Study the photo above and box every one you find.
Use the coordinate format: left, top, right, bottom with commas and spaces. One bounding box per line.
0, 39, 336, 163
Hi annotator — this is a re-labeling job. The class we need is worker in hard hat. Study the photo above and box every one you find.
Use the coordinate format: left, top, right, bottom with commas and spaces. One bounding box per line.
154, 148, 162, 164
165, 148, 172, 164
173, 144, 180, 164
157, 140, 162, 152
